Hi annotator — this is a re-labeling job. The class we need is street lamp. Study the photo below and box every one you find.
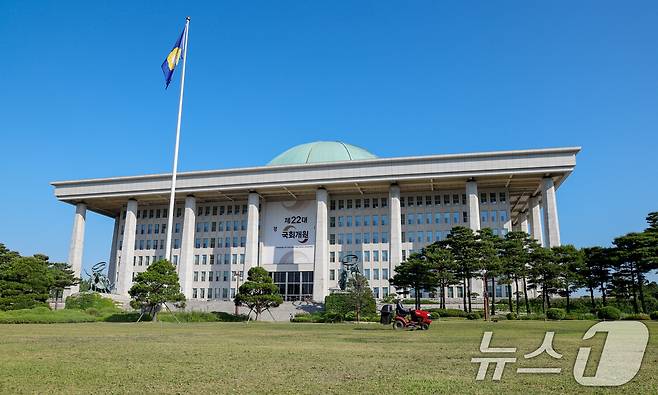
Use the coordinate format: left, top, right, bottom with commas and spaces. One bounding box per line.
232, 270, 244, 315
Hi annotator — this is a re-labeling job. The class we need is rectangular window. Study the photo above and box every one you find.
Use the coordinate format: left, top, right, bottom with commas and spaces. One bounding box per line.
330, 217, 336, 227
381, 232, 388, 243
194, 255, 200, 265
338, 200, 344, 209
381, 198, 388, 208
346, 199, 353, 209
194, 271, 199, 281
364, 251, 370, 262
452, 194, 459, 205
373, 268, 379, 280
355, 233, 362, 244
363, 232, 370, 243
373, 251, 379, 262
373, 287, 380, 299
499, 192, 506, 203
372, 198, 379, 208
329, 269, 335, 281
364, 198, 370, 208
330, 252, 335, 262
444, 194, 450, 205
330, 200, 336, 210
490, 193, 497, 204
373, 232, 379, 243
381, 215, 388, 226
346, 233, 353, 244
355, 199, 361, 209
453, 212, 460, 224
346, 216, 353, 227
330, 234, 336, 245
372, 215, 379, 226
364, 215, 370, 226
382, 251, 388, 262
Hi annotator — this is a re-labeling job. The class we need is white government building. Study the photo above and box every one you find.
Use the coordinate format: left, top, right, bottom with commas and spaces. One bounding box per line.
52, 141, 579, 304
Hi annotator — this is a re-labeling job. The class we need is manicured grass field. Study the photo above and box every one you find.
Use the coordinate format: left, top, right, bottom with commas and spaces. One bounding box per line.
1, 320, 656, 394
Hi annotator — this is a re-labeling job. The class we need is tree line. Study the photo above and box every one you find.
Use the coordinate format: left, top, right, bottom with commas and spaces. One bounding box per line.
0, 244, 78, 310
391, 212, 658, 318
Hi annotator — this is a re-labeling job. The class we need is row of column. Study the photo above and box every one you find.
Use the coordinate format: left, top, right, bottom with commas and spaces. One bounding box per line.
65, 177, 561, 300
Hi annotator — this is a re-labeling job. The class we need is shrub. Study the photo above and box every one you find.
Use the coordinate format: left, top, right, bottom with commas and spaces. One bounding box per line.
466, 312, 481, 320
425, 308, 469, 318
325, 293, 375, 317
546, 308, 566, 320
506, 312, 517, 320
622, 313, 650, 321
651, 311, 658, 320
66, 293, 120, 312
323, 311, 344, 323
597, 306, 621, 321
103, 312, 145, 322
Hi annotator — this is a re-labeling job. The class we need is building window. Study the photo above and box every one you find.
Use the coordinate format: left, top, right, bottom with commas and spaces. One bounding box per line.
338, 200, 344, 209
330, 252, 335, 262
330, 270, 335, 281
330, 217, 336, 227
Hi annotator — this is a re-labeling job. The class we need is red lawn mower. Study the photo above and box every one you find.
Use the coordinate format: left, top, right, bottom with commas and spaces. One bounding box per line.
380, 300, 432, 330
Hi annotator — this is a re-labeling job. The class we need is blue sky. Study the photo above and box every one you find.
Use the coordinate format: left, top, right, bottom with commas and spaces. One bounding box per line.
0, 1, 656, 277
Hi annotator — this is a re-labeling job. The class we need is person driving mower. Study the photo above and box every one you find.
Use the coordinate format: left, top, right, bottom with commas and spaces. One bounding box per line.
380, 297, 432, 330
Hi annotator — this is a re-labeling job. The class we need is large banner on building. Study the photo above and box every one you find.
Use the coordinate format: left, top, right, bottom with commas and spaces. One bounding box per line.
261, 200, 316, 265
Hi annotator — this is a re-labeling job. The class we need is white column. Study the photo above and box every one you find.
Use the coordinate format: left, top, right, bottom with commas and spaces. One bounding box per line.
519, 211, 529, 234
389, 184, 402, 272
107, 215, 120, 286
541, 177, 561, 247
244, 192, 260, 274
465, 181, 482, 298
528, 196, 543, 245
466, 180, 481, 231
64, 203, 86, 297
118, 199, 138, 295
179, 195, 196, 298
313, 188, 329, 302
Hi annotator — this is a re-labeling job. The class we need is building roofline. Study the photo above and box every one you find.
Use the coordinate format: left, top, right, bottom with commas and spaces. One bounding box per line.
51, 146, 581, 186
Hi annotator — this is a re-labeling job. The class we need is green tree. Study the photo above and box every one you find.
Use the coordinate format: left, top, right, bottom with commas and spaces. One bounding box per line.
0, 243, 20, 267
389, 251, 438, 310
527, 246, 559, 313
235, 267, 283, 321
582, 247, 613, 308
0, 256, 54, 310
613, 232, 656, 313
552, 245, 585, 313
346, 274, 374, 322
500, 231, 531, 315
476, 228, 502, 319
442, 226, 479, 312
128, 259, 185, 321
424, 244, 459, 309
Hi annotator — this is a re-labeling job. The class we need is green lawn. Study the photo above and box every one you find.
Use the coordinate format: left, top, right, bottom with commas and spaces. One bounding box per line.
0, 320, 656, 394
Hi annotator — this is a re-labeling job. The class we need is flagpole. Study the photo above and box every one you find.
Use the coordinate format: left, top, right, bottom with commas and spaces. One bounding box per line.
165, 16, 190, 262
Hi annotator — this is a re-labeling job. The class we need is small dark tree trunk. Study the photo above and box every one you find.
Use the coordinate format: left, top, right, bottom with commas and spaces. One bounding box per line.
630, 266, 639, 314
514, 277, 520, 315
566, 290, 571, 313
589, 286, 595, 310
491, 277, 496, 315
482, 274, 489, 320
467, 276, 472, 313
522, 277, 530, 314
415, 287, 421, 310
462, 278, 468, 312
638, 272, 647, 313
600, 282, 607, 306
507, 283, 513, 313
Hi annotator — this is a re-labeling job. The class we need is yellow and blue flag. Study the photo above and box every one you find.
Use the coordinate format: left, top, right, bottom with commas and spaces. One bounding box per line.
161, 25, 187, 89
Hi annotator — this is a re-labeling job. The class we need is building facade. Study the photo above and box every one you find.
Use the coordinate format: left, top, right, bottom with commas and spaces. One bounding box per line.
52, 141, 579, 303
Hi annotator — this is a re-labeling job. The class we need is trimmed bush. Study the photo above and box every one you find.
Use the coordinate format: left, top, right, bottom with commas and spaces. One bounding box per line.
650, 311, 658, 320
0, 308, 98, 324
622, 313, 650, 321
546, 308, 566, 320
506, 312, 517, 320
597, 306, 621, 321
65, 293, 120, 313
425, 308, 469, 318
324, 293, 375, 318
466, 312, 481, 320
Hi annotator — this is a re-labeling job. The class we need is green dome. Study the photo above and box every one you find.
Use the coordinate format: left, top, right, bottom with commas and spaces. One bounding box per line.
267, 141, 377, 166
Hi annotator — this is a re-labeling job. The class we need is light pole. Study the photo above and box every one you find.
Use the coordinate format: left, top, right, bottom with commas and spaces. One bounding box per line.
232, 270, 244, 315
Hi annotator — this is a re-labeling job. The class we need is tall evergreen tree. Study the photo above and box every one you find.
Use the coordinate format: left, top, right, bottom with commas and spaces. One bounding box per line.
552, 245, 585, 313
390, 252, 438, 310
443, 226, 478, 312
129, 259, 186, 321
476, 228, 502, 320
424, 244, 458, 309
